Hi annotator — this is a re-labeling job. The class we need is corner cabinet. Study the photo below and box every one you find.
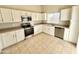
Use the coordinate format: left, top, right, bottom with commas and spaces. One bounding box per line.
42, 24, 55, 36
34, 25, 42, 35
0, 8, 13, 23
60, 8, 71, 21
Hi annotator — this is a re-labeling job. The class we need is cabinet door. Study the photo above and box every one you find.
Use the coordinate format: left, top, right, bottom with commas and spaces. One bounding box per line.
38, 25, 42, 33
31, 13, 36, 21
34, 25, 42, 35
45, 25, 50, 34
34, 25, 39, 35
35, 13, 38, 20
0, 11, 3, 23
42, 25, 47, 33
64, 28, 70, 41
2, 32, 16, 48
0, 8, 13, 23
49, 26, 55, 36
38, 13, 42, 20
12, 10, 21, 22
77, 35, 79, 53
0, 34, 3, 52
61, 8, 71, 21
42, 13, 47, 20
15, 29, 25, 42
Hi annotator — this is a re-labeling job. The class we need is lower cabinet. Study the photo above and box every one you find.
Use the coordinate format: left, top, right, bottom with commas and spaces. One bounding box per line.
15, 29, 25, 42
64, 28, 70, 41
77, 35, 79, 53
42, 25, 55, 36
34, 25, 42, 35
0, 29, 25, 49
2, 31, 16, 48
49, 26, 55, 36
0, 34, 3, 53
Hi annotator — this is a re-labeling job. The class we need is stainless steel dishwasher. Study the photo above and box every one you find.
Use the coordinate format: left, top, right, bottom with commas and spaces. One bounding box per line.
55, 27, 64, 39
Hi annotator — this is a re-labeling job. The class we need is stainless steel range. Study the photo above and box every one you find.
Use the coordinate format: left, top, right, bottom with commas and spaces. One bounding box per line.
21, 16, 34, 37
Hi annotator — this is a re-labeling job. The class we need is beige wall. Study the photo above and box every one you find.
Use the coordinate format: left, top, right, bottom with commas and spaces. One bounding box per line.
0, 5, 42, 12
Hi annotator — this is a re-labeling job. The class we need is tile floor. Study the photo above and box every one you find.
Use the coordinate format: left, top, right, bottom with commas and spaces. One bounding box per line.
2, 33, 76, 54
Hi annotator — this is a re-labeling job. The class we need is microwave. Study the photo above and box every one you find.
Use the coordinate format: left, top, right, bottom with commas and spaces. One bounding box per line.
21, 16, 32, 22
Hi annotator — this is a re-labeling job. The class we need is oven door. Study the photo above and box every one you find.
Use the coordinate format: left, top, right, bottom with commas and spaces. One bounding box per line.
24, 27, 34, 37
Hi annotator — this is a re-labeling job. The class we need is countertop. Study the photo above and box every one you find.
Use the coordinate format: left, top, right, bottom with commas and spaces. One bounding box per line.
34, 23, 70, 28
0, 21, 70, 33
0, 26, 22, 33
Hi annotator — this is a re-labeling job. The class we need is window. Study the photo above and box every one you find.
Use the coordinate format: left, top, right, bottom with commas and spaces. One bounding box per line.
47, 12, 60, 23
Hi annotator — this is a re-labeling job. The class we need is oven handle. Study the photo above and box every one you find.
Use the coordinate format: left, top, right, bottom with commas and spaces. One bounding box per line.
24, 27, 33, 30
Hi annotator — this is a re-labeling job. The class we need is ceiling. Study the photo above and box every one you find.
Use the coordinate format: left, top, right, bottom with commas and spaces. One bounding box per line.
42, 5, 72, 12
0, 5, 72, 13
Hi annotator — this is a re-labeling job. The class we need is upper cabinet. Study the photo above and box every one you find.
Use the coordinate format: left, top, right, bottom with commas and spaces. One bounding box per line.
41, 13, 47, 20
0, 11, 2, 23
31, 12, 42, 21
37, 13, 42, 20
31, 12, 36, 21
0, 8, 13, 23
12, 9, 22, 22
60, 8, 71, 21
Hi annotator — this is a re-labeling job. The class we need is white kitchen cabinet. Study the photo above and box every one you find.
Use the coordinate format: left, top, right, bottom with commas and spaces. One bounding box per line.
49, 26, 55, 36
37, 13, 42, 20
34, 25, 42, 35
31, 13, 36, 21
0, 29, 24, 49
61, 8, 71, 21
1, 31, 16, 48
0, 8, 13, 23
42, 13, 47, 20
12, 10, 21, 22
77, 35, 79, 53
43, 25, 50, 34
34, 13, 38, 20
64, 28, 70, 41
15, 29, 25, 42
0, 11, 3, 23
42, 24, 55, 36
0, 34, 3, 53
